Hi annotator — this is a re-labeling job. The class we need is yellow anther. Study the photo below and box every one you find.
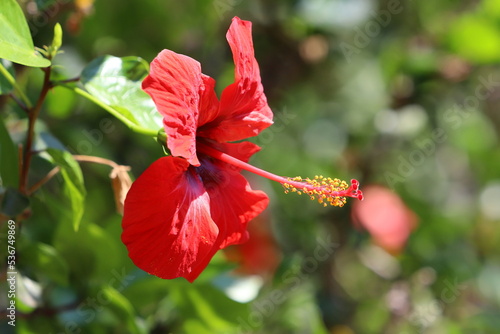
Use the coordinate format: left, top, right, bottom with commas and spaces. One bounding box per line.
281, 175, 359, 207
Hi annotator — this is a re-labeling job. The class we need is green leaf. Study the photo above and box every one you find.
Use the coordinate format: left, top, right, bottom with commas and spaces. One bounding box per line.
482, 0, 500, 19
170, 282, 251, 332
53, 221, 122, 282
20, 242, 69, 286
80, 55, 161, 130
45, 86, 77, 119
121, 276, 177, 313
99, 286, 142, 334
17, 313, 56, 334
0, 0, 51, 67
46, 148, 86, 231
447, 14, 500, 64
0, 59, 15, 94
0, 116, 19, 188
48, 23, 63, 59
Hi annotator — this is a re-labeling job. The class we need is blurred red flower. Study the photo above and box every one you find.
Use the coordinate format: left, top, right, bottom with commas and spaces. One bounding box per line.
224, 214, 281, 279
352, 185, 418, 254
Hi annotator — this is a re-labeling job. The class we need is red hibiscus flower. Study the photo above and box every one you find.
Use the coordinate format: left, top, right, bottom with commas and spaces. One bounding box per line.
122, 17, 363, 282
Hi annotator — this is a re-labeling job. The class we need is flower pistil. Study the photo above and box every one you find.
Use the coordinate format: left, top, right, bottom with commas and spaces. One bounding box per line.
197, 142, 363, 208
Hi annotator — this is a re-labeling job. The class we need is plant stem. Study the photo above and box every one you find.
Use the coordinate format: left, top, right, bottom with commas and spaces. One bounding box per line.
53, 77, 80, 84
8, 92, 29, 113
27, 166, 60, 195
19, 67, 52, 193
73, 155, 120, 168
27, 155, 129, 195
0, 61, 33, 109
60, 84, 158, 137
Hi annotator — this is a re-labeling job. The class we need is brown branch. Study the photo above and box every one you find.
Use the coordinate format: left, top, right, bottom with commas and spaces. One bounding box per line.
17, 144, 23, 188
8, 92, 29, 113
19, 66, 53, 194
73, 155, 132, 215
53, 76, 80, 85
72, 155, 120, 168
27, 166, 61, 195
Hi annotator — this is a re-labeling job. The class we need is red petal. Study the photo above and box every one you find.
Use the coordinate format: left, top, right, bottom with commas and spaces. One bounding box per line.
207, 140, 261, 163
197, 74, 220, 128
197, 17, 273, 142
196, 157, 269, 250
142, 50, 203, 166
183, 160, 269, 280
122, 157, 219, 281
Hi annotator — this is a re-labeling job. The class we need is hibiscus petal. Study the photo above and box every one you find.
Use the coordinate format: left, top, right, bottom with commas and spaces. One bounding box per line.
198, 17, 273, 142
142, 50, 202, 166
184, 169, 268, 281
197, 74, 220, 128
196, 157, 269, 250
122, 156, 220, 281
183, 158, 269, 281
207, 140, 261, 163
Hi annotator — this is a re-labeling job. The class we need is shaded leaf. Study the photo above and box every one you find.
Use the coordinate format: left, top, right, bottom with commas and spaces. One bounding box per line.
20, 242, 69, 286
99, 285, 142, 334
46, 149, 86, 231
80, 55, 161, 130
53, 221, 122, 281
0, 0, 51, 67
0, 116, 19, 188
1, 188, 29, 217
170, 281, 251, 333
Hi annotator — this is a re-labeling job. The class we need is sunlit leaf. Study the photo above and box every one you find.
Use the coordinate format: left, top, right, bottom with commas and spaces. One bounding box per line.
46, 148, 86, 231
482, 0, 500, 19
80, 55, 161, 130
45, 86, 77, 119
0, 0, 51, 67
48, 23, 63, 59
447, 14, 500, 64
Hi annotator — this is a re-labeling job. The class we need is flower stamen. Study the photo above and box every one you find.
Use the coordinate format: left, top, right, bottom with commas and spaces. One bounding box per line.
282, 176, 363, 207
197, 142, 363, 207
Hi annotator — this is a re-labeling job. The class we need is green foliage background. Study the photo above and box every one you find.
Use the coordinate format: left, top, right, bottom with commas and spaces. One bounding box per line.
1, 0, 500, 333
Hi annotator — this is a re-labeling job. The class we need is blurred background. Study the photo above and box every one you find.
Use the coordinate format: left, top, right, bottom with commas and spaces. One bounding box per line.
1, 0, 500, 333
